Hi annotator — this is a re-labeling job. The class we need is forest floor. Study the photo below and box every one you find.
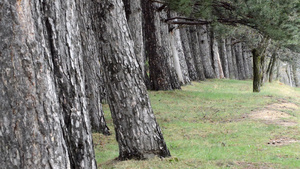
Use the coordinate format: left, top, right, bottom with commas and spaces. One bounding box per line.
93, 79, 300, 169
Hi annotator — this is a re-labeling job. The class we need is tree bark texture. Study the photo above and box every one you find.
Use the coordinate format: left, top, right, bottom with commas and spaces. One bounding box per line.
226, 39, 236, 79
180, 28, 199, 81
219, 38, 229, 78
234, 43, 246, 80
173, 27, 191, 85
123, 0, 145, 77
189, 26, 206, 81
143, 2, 180, 90
199, 25, 215, 79
242, 43, 251, 79
211, 38, 224, 79
98, 0, 171, 160
252, 49, 262, 92
1, 0, 97, 168
292, 65, 299, 87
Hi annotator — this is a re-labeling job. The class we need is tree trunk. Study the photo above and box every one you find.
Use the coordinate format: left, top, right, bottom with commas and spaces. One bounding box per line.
189, 26, 206, 80
219, 38, 229, 78
98, 0, 170, 160
292, 64, 300, 87
234, 43, 246, 80
170, 30, 185, 85
1, 0, 97, 168
199, 25, 215, 78
242, 43, 251, 79
143, 2, 180, 90
211, 37, 224, 79
123, 0, 145, 77
231, 42, 239, 79
226, 39, 236, 79
180, 28, 199, 81
252, 49, 262, 92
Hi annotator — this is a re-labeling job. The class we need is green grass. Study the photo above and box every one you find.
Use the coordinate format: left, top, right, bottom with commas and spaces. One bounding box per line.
94, 79, 300, 168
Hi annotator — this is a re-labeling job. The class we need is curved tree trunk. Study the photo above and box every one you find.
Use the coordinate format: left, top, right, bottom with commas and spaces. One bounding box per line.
1, 0, 97, 168
98, 0, 170, 160
180, 28, 199, 81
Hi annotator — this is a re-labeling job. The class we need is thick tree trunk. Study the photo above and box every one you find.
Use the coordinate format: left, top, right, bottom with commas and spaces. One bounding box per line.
98, 0, 170, 160
292, 65, 300, 87
180, 28, 199, 81
231, 42, 239, 79
170, 30, 185, 85
123, 0, 145, 77
189, 26, 206, 80
219, 38, 229, 78
143, 2, 180, 90
252, 49, 262, 92
226, 39, 236, 79
1, 0, 97, 168
199, 25, 215, 78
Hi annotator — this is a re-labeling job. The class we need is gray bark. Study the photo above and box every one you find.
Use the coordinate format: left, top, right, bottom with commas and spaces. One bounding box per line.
226, 39, 236, 79
189, 26, 206, 80
98, 0, 170, 160
234, 43, 246, 80
199, 25, 215, 78
123, 0, 145, 77
1, 0, 97, 168
180, 28, 199, 81
292, 65, 300, 87
143, 2, 180, 90
211, 38, 224, 79
242, 43, 251, 79
219, 38, 229, 78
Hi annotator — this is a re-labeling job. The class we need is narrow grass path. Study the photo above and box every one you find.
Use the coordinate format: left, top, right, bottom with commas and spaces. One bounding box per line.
94, 79, 300, 168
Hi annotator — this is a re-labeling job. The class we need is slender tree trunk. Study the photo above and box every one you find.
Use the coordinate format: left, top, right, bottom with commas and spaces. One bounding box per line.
199, 25, 215, 78
292, 64, 300, 87
98, 0, 170, 160
242, 43, 251, 79
180, 28, 199, 81
219, 38, 229, 78
234, 43, 246, 80
226, 39, 235, 79
231, 42, 239, 79
211, 37, 224, 78
1, 1, 97, 168
189, 26, 206, 80
252, 49, 262, 92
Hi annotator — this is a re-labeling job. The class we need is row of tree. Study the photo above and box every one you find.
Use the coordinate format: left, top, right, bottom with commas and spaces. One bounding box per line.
1, 0, 299, 168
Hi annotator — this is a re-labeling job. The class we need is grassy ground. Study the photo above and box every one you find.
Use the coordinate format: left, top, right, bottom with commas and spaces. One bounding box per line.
94, 79, 300, 169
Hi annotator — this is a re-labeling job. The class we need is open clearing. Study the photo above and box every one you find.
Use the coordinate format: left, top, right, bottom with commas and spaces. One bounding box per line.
94, 80, 300, 168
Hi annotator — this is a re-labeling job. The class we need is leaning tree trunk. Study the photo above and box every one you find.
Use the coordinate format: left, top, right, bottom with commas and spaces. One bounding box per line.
199, 25, 215, 79
180, 28, 199, 81
98, 0, 170, 160
189, 26, 206, 80
1, 0, 97, 168
142, 1, 180, 90
123, 0, 145, 77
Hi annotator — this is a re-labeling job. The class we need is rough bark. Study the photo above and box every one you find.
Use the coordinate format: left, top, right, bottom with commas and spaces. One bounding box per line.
1, 0, 97, 168
170, 31, 185, 85
242, 43, 251, 79
234, 43, 246, 80
189, 26, 206, 80
123, 0, 145, 77
180, 28, 199, 81
226, 39, 236, 79
98, 0, 170, 160
252, 49, 262, 92
231, 42, 239, 79
292, 65, 300, 87
199, 25, 215, 79
219, 38, 229, 78
211, 37, 224, 79
143, 2, 180, 90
